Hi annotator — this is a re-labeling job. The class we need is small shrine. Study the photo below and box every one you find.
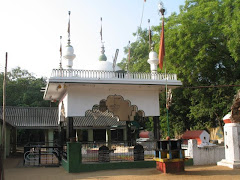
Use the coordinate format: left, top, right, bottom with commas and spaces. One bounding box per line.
218, 91, 240, 169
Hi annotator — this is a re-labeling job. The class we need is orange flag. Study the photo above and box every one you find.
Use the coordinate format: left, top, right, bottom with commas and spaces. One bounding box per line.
159, 19, 165, 69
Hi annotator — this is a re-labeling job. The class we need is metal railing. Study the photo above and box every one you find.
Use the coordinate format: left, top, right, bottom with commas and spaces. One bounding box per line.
81, 141, 156, 163
51, 69, 178, 81
23, 142, 62, 167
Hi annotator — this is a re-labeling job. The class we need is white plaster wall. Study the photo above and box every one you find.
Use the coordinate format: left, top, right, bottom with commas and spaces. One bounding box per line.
58, 93, 69, 122
199, 130, 210, 143
66, 85, 160, 117
224, 123, 240, 161
188, 139, 225, 165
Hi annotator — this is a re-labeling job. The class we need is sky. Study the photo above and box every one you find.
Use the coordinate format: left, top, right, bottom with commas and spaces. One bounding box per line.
0, 0, 185, 77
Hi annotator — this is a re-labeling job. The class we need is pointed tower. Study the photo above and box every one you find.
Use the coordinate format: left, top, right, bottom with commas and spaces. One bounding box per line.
99, 44, 107, 61
147, 46, 158, 74
64, 11, 76, 69
99, 17, 107, 62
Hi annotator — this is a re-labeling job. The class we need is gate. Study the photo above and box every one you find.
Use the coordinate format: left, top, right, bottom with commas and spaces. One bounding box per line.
23, 142, 62, 167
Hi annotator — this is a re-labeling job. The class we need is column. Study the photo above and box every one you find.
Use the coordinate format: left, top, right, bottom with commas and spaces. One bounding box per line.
106, 129, 111, 148
153, 116, 160, 140
126, 121, 131, 145
123, 128, 127, 141
88, 129, 93, 142
76, 129, 83, 142
66, 117, 74, 141
48, 129, 54, 147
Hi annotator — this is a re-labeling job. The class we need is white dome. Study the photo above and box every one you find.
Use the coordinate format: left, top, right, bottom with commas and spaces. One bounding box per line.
81, 61, 122, 71
149, 51, 158, 60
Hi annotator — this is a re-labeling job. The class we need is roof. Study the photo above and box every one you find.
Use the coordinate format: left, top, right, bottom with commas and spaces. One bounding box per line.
0, 107, 126, 129
0, 107, 58, 129
182, 130, 205, 139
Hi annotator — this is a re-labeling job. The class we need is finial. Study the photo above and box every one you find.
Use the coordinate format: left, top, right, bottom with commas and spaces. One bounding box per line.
158, 1, 165, 16
101, 43, 105, 55
67, 11, 71, 45
148, 19, 152, 50
59, 36, 63, 69
100, 17, 103, 42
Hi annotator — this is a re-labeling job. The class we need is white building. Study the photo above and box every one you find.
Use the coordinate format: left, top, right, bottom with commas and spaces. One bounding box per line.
43, 17, 182, 143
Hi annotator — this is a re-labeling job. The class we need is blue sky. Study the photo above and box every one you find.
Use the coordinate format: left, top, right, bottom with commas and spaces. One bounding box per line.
0, 0, 185, 77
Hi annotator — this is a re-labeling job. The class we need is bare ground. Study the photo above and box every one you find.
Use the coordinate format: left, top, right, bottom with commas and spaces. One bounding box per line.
4, 158, 240, 180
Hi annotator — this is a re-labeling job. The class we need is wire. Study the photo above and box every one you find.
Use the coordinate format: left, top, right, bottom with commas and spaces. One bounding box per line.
182, 84, 240, 89
136, 1, 146, 40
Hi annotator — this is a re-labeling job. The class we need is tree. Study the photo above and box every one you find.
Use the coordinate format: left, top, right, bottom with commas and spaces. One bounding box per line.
0, 67, 56, 107
118, 0, 240, 137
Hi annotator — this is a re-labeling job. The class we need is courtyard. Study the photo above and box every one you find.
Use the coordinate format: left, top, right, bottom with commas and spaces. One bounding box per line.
4, 157, 240, 180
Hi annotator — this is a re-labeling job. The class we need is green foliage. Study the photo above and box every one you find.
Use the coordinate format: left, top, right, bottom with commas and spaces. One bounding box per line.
118, 0, 240, 138
0, 67, 56, 107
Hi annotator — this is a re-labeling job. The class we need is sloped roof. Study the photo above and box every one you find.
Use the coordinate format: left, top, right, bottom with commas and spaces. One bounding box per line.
0, 107, 125, 129
0, 107, 58, 128
182, 130, 205, 139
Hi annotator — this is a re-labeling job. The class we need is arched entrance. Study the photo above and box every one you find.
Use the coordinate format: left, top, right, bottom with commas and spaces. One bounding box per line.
80, 95, 146, 143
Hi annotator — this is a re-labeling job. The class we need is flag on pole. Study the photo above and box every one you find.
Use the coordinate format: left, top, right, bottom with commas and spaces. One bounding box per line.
159, 18, 165, 69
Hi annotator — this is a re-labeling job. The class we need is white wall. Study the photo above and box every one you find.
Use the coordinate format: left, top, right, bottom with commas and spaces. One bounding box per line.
188, 139, 225, 165
65, 84, 160, 117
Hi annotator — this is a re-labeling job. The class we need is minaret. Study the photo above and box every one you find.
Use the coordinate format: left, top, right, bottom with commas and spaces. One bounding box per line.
147, 19, 158, 78
99, 17, 107, 61
99, 44, 107, 61
64, 11, 76, 69
147, 46, 158, 74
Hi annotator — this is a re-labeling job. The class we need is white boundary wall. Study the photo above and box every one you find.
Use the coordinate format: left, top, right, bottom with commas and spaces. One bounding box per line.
187, 139, 225, 165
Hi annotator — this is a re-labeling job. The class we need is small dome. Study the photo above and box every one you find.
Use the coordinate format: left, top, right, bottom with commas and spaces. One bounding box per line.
82, 61, 121, 71
149, 51, 158, 60
65, 44, 75, 55
99, 54, 107, 61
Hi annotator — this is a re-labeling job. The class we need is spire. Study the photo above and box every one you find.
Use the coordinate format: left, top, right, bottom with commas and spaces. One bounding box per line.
148, 19, 152, 51
99, 17, 107, 61
99, 43, 107, 61
64, 11, 76, 69
100, 17, 103, 43
59, 36, 63, 69
67, 11, 71, 45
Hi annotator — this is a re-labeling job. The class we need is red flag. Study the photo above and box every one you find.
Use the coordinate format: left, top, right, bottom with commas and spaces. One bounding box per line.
159, 19, 165, 69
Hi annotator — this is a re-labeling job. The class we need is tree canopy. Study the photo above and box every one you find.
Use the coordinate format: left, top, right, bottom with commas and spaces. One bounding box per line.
0, 67, 55, 107
118, 0, 240, 137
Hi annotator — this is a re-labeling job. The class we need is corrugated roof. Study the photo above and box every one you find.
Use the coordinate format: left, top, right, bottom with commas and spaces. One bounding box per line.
0, 107, 125, 129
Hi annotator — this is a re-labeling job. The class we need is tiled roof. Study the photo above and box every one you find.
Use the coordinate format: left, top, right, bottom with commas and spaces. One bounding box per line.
182, 130, 204, 139
0, 107, 125, 129
0, 107, 58, 128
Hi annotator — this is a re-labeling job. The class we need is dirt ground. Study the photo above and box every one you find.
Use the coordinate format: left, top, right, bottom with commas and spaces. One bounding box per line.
3, 158, 240, 180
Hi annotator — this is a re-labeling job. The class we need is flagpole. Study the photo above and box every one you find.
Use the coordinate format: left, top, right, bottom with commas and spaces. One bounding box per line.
158, 2, 170, 138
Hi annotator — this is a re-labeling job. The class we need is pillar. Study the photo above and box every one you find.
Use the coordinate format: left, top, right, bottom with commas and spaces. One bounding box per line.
76, 129, 83, 142
58, 122, 64, 146
153, 116, 160, 140
11, 127, 17, 154
66, 117, 74, 141
48, 129, 54, 147
123, 128, 127, 141
45, 129, 49, 146
88, 129, 93, 142
126, 121, 131, 145
218, 123, 240, 168
106, 129, 111, 148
